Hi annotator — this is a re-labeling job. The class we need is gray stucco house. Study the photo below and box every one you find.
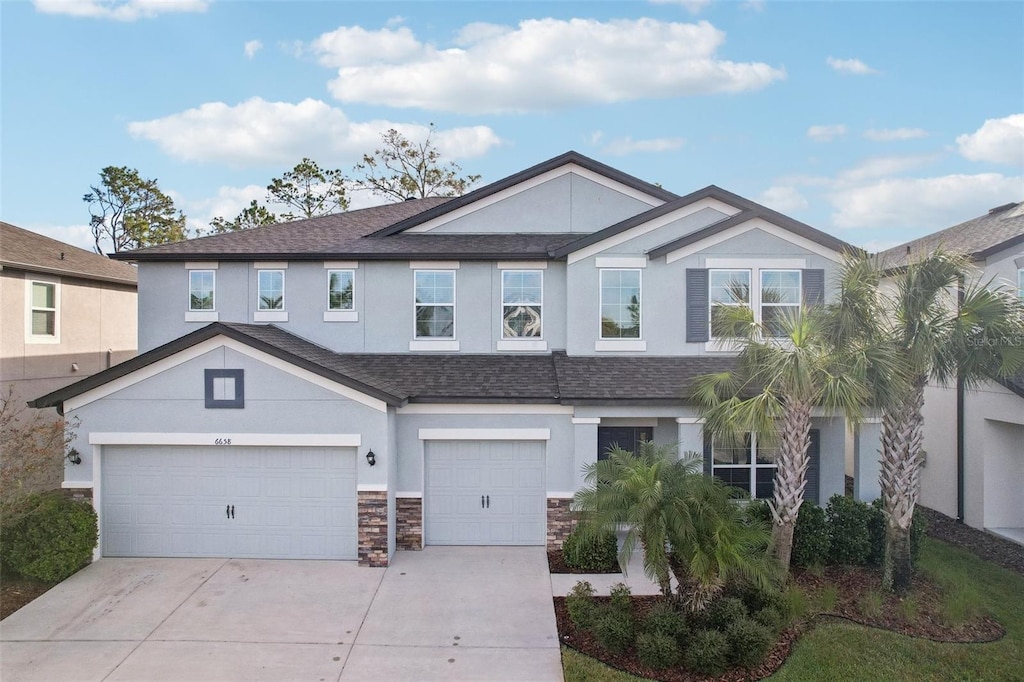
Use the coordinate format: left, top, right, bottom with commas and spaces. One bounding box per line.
31, 152, 872, 567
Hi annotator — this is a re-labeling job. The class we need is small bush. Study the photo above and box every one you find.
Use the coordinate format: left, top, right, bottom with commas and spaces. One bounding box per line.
566, 581, 597, 630
705, 596, 748, 631
726, 616, 775, 668
792, 502, 829, 567
636, 631, 682, 669
827, 495, 872, 565
753, 605, 787, 633
684, 628, 730, 676
722, 578, 783, 615
609, 581, 632, 615
641, 601, 688, 640
562, 526, 618, 572
0, 493, 97, 583
593, 608, 635, 653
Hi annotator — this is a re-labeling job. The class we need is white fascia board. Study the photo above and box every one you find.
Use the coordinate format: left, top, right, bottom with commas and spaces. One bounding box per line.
89, 433, 362, 447
409, 261, 460, 269
324, 261, 358, 269
65, 336, 389, 413
571, 417, 601, 425
398, 404, 573, 415
497, 261, 548, 270
406, 164, 665, 233
185, 262, 218, 270
595, 256, 647, 269
567, 197, 741, 265
675, 417, 704, 424
253, 261, 288, 269
666, 218, 841, 264
418, 428, 551, 441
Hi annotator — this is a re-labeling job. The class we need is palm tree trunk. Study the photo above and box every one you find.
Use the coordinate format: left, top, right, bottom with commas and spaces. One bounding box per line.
769, 399, 812, 574
879, 378, 926, 594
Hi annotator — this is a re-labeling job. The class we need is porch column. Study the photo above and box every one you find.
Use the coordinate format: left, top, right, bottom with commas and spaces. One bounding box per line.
675, 417, 704, 460
571, 418, 600, 491
854, 419, 882, 502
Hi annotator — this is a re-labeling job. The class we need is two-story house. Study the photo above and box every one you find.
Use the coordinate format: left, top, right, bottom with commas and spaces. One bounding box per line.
31, 152, 871, 567
879, 202, 1024, 543
2, 221, 137, 493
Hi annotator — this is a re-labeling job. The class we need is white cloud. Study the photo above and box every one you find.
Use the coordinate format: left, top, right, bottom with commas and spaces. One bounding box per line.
826, 56, 877, 75
601, 136, 685, 156
244, 39, 263, 59
837, 154, 939, 183
307, 18, 785, 113
756, 186, 808, 213
807, 124, 847, 142
863, 128, 928, 142
127, 97, 501, 167
649, 0, 712, 14
741, 0, 766, 11
33, 0, 208, 21
956, 114, 1024, 166
22, 224, 97, 252
830, 173, 1024, 230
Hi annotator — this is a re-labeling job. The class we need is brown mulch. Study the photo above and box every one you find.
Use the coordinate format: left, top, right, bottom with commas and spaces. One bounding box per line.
0, 576, 55, 620
548, 549, 620, 574
919, 506, 1024, 575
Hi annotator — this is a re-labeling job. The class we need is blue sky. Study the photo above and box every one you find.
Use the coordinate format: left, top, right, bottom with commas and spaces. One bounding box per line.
2, 0, 1022, 254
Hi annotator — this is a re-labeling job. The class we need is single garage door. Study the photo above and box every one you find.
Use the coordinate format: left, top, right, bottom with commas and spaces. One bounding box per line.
102, 445, 357, 560
425, 440, 545, 545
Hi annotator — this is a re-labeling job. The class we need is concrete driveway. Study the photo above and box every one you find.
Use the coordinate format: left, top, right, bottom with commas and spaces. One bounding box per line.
0, 548, 562, 682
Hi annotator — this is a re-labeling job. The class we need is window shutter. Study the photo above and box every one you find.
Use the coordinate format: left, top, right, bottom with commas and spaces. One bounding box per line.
802, 269, 825, 307
686, 269, 710, 342
703, 430, 713, 477
803, 429, 820, 504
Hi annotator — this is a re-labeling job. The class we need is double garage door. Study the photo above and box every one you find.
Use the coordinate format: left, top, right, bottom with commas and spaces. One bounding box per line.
425, 440, 546, 546
102, 445, 357, 560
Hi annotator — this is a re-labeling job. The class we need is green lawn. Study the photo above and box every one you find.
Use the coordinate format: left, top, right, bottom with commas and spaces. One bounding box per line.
562, 538, 1024, 681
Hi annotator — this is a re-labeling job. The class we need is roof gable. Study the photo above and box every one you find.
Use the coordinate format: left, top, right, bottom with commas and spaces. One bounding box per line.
879, 201, 1024, 267
1, 221, 138, 286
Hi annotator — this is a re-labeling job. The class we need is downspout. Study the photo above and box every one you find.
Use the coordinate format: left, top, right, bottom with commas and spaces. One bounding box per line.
956, 275, 965, 523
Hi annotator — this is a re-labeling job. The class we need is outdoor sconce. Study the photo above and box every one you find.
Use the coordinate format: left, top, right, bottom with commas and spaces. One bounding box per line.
365, 450, 376, 466
66, 448, 82, 465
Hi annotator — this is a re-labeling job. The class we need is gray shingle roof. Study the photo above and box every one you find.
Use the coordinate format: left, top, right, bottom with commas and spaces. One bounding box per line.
1, 221, 138, 286
878, 201, 1024, 267
553, 352, 738, 401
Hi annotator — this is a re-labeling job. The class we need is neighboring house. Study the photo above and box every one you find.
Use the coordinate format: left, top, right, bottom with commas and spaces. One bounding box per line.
1, 221, 137, 492
31, 152, 871, 567
879, 202, 1024, 543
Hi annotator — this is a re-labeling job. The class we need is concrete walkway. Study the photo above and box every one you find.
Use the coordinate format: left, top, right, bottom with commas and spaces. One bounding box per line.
1, 549, 562, 682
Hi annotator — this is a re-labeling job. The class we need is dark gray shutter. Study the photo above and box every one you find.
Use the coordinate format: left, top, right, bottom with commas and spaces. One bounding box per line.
802, 269, 825, 307
803, 429, 820, 503
686, 269, 710, 342
703, 430, 713, 477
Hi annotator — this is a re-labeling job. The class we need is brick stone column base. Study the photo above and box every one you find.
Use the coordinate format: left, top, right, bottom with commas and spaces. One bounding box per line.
61, 487, 93, 503
546, 497, 575, 550
396, 497, 423, 550
358, 491, 389, 567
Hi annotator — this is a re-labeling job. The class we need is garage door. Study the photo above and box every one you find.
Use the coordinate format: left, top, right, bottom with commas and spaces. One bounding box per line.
425, 440, 545, 545
102, 445, 357, 560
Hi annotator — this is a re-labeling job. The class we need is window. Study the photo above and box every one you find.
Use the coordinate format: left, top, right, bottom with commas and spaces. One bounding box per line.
709, 269, 750, 338
189, 270, 215, 311
502, 270, 543, 338
328, 270, 354, 310
712, 434, 777, 499
29, 281, 57, 337
257, 270, 285, 310
415, 270, 455, 338
760, 270, 801, 337
600, 269, 641, 339
597, 426, 651, 461
205, 369, 244, 409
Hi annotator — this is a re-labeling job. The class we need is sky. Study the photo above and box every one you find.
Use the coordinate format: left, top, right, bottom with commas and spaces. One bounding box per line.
1, 0, 1022, 255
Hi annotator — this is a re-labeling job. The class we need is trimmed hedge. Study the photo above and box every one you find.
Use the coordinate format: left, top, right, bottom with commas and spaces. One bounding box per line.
685, 629, 730, 675
566, 580, 597, 630
637, 631, 682, 669
562, 526, 619, 572
826, 495, 873, 565
1, 493, 97, 582
792, 502, 829, 567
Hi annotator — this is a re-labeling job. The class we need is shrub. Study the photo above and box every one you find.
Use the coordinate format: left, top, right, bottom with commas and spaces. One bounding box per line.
637, 631, 682, 669
641, 601, 688, 640
826, 494, 872, 565
562, 526, 618, 572
753, 605, 787, 633
704, 596, 748, 631
684, 628, 729, 676
791, 502, 829, 567
726, 616, 775, 668
566, 581, 597, 630
593, 608, 635, 653
609, 581, 632, 616
722, 577, 783, 614
1, 492, 97, 582
744, 499, 772, 526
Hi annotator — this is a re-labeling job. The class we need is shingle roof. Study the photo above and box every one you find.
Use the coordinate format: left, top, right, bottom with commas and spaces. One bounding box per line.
878, 201, 1024, 267
997, 371, 1024, 400
553, 352, 738, 402
1, 221, 138, 286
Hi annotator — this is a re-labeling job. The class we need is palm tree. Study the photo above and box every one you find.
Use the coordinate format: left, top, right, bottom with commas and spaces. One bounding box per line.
875, 251, 1024, 593
573, 442, 775, 611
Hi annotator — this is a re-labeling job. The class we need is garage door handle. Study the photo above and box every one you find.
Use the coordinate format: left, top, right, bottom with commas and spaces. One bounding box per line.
230, 505, 235, 519
226, 505, 235, 519
486, 495, 490, 509
226, 505, 230, 519
481, 495, 485, 509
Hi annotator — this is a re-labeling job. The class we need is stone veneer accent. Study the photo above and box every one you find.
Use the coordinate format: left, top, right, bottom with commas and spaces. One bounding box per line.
61, 487, 93, 503
546, 497, 575, 550
357, 491, 389, 567
396, 497, 423, 550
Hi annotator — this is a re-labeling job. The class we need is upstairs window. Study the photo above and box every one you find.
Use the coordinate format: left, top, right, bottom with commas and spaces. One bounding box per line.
502, 270, 543, 338
189, 270, 215, 311
760, 270, 801, 337
415, 270, 455, 339
600, 269, 641, 339
29, 281, 57, 338
257, 270, 285, 311
709, 269, 750, 338
328, 270, 354, 311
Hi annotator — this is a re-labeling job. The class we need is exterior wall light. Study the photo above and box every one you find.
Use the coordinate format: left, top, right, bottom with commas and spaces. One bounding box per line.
66, 448, 82, 465
365, 450, 376, 466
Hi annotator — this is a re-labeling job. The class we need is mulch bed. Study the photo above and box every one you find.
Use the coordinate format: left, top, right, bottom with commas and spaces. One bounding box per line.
919, 506, 1024, 575
548, 549, 620, 574
0, 577, 55, 620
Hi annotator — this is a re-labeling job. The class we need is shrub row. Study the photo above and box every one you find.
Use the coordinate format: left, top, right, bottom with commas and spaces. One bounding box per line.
0, 492, 97, 582
561, 526, 619, 572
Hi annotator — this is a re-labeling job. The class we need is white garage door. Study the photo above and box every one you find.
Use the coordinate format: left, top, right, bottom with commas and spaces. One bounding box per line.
102, 445, 357, 560
425, 440, 546, 546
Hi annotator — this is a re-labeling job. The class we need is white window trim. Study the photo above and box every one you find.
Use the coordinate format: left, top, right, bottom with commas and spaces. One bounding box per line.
599, 268, 643, 342
25, 276, 60, 344
497, 339, 549, 351
704, 259, 809, 351
188, 269, 216, 312
257, 269, 286, 312
595, 256, 647, 269
501, 269, 544, 341
326, 268, 356, 317
710, 433, 777, 500
708, 268, 752, 341
413, 269, 456, 341
498, 261, 547, 270
760, 268, 802, 337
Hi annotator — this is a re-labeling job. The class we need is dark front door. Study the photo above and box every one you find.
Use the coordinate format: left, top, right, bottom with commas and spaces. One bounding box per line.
597, 426, 652, 461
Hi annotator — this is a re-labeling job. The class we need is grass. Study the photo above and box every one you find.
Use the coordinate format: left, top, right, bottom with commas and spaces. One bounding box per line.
562, 538, 1024, 681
